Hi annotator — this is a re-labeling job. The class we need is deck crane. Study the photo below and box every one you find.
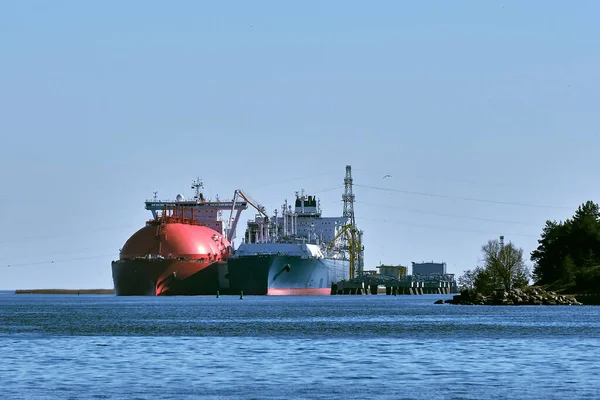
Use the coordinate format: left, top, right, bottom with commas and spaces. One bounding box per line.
232, 190, 268, 218
227, 189, 270, 243
327, 223, 363, 280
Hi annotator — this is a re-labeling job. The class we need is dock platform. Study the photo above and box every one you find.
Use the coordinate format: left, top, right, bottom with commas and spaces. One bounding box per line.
331, 277, 457, 295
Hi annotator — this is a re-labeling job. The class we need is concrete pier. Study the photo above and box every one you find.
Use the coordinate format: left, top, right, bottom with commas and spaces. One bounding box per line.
331, 276, 458, 295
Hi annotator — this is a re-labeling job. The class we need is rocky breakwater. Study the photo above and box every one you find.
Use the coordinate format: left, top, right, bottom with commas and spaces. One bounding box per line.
438, 287, 582, 306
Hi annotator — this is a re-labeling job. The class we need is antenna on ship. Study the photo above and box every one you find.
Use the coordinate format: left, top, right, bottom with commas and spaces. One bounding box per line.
191, 178, 204, 202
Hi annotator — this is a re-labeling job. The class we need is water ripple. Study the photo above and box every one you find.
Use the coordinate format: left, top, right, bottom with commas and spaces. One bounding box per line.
0, 294, 599, 399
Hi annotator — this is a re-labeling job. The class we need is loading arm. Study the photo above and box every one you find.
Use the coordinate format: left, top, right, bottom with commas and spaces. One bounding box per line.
227, 189, 269, 242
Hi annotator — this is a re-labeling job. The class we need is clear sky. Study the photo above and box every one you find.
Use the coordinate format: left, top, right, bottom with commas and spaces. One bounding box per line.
1, 0, 599, 289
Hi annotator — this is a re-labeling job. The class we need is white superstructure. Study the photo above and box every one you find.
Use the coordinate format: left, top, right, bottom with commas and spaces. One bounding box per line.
235, 190, 350, 259
144, 178, 248, 243
234, 243, 325, 258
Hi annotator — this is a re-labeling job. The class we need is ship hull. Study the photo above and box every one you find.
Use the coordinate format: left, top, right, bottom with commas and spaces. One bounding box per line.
111, 259, 229, 296
227, 255, 350, 295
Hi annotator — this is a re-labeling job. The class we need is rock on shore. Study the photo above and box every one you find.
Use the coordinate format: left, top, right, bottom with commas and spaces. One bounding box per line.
439, 287, 582, 305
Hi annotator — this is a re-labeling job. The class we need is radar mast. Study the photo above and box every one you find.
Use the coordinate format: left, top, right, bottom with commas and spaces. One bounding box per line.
191, 178, 205, 202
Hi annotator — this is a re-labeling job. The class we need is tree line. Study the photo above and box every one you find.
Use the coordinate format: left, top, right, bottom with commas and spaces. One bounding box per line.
460, 200, 600, 294
531, 200, 600, 291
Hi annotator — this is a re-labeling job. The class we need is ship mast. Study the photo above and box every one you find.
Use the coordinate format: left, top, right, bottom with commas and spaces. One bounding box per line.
191, 178, 205, 202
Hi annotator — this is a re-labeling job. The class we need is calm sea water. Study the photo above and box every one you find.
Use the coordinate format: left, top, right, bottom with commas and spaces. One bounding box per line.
1, 292, 599, 400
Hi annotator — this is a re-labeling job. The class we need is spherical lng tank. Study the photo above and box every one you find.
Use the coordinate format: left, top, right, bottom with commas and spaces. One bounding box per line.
112, 222, 231, 295
119, 223, 230, 261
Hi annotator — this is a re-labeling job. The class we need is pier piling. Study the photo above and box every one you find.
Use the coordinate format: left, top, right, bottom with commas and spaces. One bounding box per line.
331, 275, 458, 296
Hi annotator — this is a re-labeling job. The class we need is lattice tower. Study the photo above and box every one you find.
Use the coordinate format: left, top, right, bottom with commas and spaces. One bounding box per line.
342, 165, 355, 227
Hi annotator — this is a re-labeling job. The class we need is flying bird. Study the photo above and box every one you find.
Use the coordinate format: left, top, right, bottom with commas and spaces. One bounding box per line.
382, 174, 392, 179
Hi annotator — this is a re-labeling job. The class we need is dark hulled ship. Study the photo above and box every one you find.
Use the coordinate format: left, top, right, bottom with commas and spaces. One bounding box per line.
227, 166, 363, 295
111, 179, 248, 296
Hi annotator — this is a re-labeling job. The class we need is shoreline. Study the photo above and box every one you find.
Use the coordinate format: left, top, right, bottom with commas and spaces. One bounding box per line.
440, 287, 600, 306
15, 289, 115, 295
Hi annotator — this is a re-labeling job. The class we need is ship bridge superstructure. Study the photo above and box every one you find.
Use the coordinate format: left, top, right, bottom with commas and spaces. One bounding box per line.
144, 178, 248, 243
243, 190, 348, 246
235, 165, 363, 273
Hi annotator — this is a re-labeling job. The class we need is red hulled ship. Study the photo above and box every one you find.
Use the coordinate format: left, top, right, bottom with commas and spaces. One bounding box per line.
111, 179, 248, 296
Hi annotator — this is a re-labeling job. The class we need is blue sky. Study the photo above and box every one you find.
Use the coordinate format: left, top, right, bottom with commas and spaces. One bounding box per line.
1, 0, 599, 289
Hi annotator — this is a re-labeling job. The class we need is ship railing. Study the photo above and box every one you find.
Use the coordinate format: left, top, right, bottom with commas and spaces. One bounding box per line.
145, 215, 203, 226
300, 255, 321, 260
130, 254, 166, 261
129, 254, 218, 263
145, 199, 248, 208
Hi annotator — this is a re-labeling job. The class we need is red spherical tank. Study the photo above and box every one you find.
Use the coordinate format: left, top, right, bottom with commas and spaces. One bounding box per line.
119, 222, 231, 261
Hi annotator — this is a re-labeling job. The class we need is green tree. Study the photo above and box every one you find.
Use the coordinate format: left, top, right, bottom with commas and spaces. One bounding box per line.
457, 268, 479, 291
472, 265, 499, 295
531, 220, 569, 283
570, 201, 600, 267
481, 238, 530, 291
531, 201, 600, 285
459, 238, 530, 295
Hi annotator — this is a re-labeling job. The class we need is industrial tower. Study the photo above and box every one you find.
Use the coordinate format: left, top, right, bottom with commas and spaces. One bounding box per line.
342, 165, 356, 225
341, 165, 365, 277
